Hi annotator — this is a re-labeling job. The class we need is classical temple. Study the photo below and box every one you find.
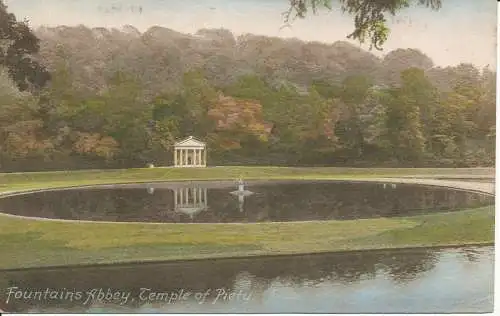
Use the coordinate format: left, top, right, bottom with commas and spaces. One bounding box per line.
173, 136, 207, 167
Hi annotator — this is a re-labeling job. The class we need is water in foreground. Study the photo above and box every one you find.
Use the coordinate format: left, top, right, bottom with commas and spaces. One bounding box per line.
0, 245, 493, 313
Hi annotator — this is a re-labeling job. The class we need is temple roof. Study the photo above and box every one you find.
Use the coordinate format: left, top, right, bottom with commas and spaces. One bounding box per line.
174, 136, 206, 148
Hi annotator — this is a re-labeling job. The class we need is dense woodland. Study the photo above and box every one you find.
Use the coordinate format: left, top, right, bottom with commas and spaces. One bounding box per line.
0, 11, 496, 171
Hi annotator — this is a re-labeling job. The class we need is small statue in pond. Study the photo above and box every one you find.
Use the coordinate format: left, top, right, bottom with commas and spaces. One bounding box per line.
231, 178, 253, 195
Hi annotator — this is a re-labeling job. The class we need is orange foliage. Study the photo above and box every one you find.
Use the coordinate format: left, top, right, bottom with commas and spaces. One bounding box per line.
72, 132, 119, 160
3, 120, 54, 158
207, 93, 271, 150
208, 94, 268, 134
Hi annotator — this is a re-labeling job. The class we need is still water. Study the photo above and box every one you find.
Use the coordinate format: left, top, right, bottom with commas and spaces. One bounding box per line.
0, 245, 493, 313
0, 181, 493, 223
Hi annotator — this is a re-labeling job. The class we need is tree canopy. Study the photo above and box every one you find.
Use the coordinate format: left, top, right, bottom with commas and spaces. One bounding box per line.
0, 3, 493, 171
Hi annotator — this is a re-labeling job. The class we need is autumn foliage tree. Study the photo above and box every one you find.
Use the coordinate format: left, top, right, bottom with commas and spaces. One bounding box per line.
207, 93, 271, 152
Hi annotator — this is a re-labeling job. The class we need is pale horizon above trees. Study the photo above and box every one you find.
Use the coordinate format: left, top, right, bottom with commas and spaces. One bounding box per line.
4, 0, 496, 68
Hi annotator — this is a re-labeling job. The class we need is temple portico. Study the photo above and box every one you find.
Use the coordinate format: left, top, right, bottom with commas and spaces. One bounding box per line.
173, 136, 207, 168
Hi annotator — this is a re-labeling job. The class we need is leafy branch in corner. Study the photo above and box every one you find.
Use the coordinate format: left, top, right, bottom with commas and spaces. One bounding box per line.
0, 0, 51, 92
283, 0, 442, 50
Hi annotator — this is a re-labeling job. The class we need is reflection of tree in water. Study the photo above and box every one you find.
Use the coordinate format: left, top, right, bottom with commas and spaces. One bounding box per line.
236, 183, 492, 222
378, 248, 440, 284
0, 183, 493, 223
0, 247, 442, 312
459, 246, 491, 263
231, 271, 271, 302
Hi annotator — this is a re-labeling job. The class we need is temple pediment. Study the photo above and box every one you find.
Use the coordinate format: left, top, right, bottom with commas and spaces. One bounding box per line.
174, 136, 206, 148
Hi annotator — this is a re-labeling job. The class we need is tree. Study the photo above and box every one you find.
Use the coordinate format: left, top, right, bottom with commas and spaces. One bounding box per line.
283, 0, 442, 50
0, 0, 51, 91
398, 68, 438, 144
72, 132, 119, 161
179, 70, 218, 136
297, 88, 340, 158
380, 49, 434, 85
0, 66, 58, 169
430, 91, 468, 162
207, 93, 271, 152
384, 69, 430, 164
332, 75, 374, 158
476, 67, 496, 137
149, 94, 183, 164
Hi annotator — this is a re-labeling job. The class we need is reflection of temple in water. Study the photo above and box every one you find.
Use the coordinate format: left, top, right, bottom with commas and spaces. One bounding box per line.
173, 187, 208, 219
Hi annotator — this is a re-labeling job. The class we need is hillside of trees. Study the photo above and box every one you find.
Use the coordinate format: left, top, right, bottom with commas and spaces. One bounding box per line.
0, 24, 495, 171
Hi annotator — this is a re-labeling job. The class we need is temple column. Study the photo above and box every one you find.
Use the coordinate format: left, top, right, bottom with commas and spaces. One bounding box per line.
203, 149, 207, 166
184, 149, 187, 166
174, 190, 178, 206
174, 149, 178, 166
199, 149, 202, 166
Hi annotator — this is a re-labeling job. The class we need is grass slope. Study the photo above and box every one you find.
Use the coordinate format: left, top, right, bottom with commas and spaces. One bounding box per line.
0, 205, 493, 270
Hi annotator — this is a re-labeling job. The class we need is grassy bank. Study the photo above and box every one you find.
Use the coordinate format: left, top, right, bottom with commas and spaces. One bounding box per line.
0, 166, 495, 270
0, 205, 493, 270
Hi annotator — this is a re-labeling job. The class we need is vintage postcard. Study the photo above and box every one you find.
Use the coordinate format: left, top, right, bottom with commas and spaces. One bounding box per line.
0, 0, 496, 313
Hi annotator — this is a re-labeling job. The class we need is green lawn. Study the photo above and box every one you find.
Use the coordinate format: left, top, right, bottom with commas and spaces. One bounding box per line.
0, 166, 495, 270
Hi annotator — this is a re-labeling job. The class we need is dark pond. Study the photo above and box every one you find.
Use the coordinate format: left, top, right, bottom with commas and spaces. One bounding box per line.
0, 245, 493, 313
0, 181, 493, 223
